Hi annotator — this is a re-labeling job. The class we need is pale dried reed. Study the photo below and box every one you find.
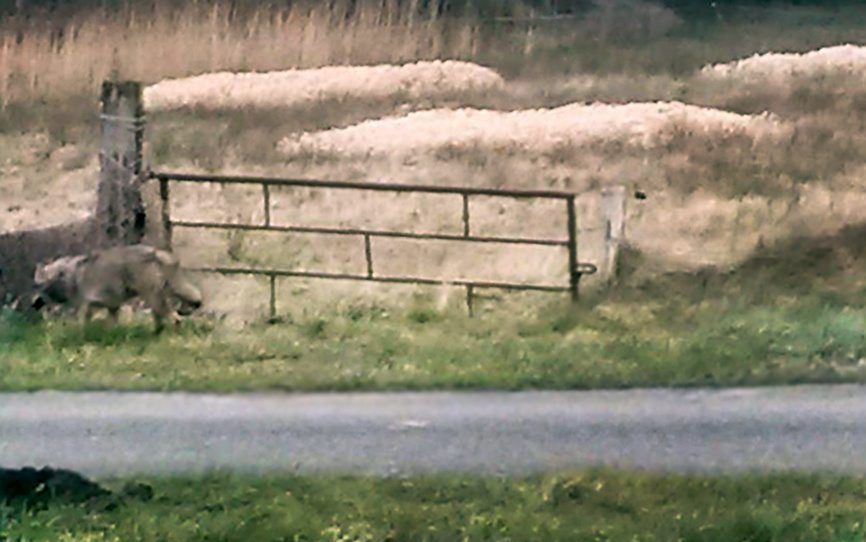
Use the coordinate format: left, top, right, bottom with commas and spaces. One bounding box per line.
702, 44, 866, 82
143, 61, 504, 112
0, 0, 484, 109
278, 101, 790, 161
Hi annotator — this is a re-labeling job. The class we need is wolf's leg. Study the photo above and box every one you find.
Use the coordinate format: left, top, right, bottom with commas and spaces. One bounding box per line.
106, 307, 120, 326
153, 314, 165, 334
78, 303, 95, 326
143, 290, 177, 334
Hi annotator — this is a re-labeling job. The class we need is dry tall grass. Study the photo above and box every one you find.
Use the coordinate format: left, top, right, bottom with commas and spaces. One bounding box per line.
0, 0, 491, 109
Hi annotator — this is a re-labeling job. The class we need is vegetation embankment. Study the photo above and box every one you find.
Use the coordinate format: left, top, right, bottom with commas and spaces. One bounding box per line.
5, 220, 866, 391
6, 470, 866, 541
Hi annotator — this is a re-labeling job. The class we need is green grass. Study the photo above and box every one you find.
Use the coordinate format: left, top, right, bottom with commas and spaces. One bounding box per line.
4, 283, 866, 392
6, 223, 866, 392
6, 470, 866, 541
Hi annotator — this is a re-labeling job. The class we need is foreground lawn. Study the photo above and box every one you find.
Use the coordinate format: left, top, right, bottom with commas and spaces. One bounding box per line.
5, 470, 866, 541
4, 285, 866, 391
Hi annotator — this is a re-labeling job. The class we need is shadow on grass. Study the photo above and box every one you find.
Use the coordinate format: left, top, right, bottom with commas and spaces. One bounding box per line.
614, 220, 866, 308
0, 307, 38, 345
55, 322, 157, 349
0, 309, 198, 351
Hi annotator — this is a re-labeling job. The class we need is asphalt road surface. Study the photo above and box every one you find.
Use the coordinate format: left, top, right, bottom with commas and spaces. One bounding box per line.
2, 385, 866, 476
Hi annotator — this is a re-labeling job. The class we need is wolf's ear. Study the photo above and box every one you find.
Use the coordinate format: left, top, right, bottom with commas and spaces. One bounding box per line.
36, 256, 53, 269
33, 260, 53, 283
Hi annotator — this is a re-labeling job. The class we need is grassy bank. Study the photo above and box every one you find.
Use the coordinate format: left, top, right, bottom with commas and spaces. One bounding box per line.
5, 469, 866, 541
5, 213, 866, 392
4, 283, 866, 392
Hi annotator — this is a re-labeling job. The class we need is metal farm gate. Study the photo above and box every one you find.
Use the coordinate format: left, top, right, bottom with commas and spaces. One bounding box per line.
0, 82, 621, 316
151, 171, 599, 317
77, 82, 608, 318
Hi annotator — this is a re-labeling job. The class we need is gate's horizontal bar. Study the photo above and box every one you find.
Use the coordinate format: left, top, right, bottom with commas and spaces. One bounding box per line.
171, 220, 570, 247
151, 171, 576, 200
189, 267, 574, 292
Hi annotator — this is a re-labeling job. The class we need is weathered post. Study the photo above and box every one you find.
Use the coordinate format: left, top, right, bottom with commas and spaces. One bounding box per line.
601, 185, 627, 286
0, 81, 148, 307
97, 81, 146, 247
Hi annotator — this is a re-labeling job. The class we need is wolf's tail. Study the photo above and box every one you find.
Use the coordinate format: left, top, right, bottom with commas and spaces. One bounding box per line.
170, 276, 203, 314
155, 249, 203, 313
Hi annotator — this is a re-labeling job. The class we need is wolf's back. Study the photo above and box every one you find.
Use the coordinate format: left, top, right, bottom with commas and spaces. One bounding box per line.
153, 248, 179, 270
83, 244, 201, 310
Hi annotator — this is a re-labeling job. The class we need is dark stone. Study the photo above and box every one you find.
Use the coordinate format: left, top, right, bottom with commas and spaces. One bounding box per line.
0, 466, 111, 508
0, 219, 98, 307
120, 481, 154, 502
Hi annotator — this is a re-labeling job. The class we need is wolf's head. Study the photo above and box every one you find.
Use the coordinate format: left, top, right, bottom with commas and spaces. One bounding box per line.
32, 254, 87, 306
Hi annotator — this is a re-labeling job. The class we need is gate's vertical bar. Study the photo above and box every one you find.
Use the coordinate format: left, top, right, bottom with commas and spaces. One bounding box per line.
566, 195, 579, 302
462, 194, 470, 237
364, 234, 374, 278
268, 274, 277, 320
262, 183, 271, 227
466, 284, 475, 317
159, 177, 172, 249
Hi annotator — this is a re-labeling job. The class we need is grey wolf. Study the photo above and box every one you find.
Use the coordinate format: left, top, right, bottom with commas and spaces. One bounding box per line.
32, 244, 202, 333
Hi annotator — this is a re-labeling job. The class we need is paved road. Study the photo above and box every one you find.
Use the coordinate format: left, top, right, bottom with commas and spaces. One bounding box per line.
2, 385, 866, 476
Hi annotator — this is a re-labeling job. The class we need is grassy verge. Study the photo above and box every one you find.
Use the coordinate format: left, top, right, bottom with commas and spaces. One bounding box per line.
5, 469, 866, 541
4, 279, 866, 392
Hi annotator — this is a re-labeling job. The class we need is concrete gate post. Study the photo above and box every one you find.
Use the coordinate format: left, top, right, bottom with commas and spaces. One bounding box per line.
601, 185, 627, 286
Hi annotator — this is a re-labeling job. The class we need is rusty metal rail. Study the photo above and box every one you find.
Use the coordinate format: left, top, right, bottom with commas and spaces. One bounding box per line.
151, 171, 597, 317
